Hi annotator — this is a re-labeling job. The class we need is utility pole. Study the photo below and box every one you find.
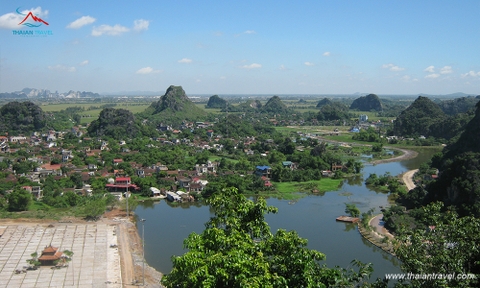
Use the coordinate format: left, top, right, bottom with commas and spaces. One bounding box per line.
126, 189, 129, 218
140, 218, 146, 286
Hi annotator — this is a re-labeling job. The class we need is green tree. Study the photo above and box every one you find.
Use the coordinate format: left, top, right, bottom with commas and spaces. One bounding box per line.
7, 188, 32, 211
345, 203, 360, 217
26, 251, 41, 270
395, 202, 480, 287
82, 198, 106, 221
162, 187, 378, 287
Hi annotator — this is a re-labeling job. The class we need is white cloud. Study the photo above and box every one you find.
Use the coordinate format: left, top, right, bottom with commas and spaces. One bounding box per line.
0, 7, 48, 29
440, 66, 453, 74
133, 19, 149, 32
178, 58, 193, 64
235, 30, 256, 37
279, 64, 288, 70
92, 24, 129, 36
323, 52, 331, 56
304, 62, 314, 66
241, 63, 262, 69
425, 73, 440, 79
220, 76, 226, 80
67, 16, 96, 29
136, 67, 161, 74
461, 71, 480, 78
382, 63, 405, 71
48, 65, 76, 72
424, 65, 435, 73
401, 75, 411, 81
79, 60, 89, 66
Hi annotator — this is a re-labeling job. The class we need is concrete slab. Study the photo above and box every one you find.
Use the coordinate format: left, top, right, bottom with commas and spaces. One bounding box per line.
0, 223, 122, 287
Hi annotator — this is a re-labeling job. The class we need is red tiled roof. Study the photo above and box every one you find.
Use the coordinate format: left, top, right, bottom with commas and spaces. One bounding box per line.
41, 163, 61, 170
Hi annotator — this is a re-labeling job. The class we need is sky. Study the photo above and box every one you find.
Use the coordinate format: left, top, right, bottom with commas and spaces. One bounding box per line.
0, 0, 479, 95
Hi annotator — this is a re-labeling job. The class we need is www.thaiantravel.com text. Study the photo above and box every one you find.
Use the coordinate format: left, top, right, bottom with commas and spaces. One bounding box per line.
385, 273, 477, 281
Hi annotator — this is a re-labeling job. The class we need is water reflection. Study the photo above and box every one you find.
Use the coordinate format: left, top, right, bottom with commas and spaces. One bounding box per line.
345, 175, 363, 186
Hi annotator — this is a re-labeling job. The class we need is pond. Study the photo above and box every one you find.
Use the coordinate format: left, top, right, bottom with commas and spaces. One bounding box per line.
135, 148, 439, 281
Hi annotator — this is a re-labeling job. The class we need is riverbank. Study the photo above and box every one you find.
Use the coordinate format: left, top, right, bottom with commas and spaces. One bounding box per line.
104, 209, 164, 287
402, 169, 418, 191
371, 147, 418, 164
356, 214, 395, 256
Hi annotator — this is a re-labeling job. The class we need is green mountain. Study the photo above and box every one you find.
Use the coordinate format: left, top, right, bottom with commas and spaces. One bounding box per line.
393, 96, 446, 137
444, 101, 480, 157
437, 96, 480, 115
0, 101, 46, 135
261, 96, 290, 113
226, 100, 262, 112
316, 98, 333, 108
206, 95, 228, 109
350, 94, 383, 111
144, 85, 206, 123
87, 108, 152, 139
316, 102, 350, 121
426, 101, 480, 216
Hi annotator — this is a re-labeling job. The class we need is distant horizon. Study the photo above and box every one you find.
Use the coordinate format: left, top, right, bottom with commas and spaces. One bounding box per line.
2, 86, 478, 99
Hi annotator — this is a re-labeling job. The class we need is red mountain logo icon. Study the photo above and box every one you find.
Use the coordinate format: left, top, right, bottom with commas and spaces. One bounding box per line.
18, 11, 49, 27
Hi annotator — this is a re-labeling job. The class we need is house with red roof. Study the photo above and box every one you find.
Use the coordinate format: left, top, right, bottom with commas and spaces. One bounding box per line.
105, 177, 140, 192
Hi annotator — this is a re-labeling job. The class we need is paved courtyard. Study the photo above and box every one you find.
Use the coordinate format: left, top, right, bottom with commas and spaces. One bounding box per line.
0, 223, 122, 287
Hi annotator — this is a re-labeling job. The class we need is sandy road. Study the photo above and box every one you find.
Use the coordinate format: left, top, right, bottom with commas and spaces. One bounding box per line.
117, 221, 136, 287
402, 169, 418, 191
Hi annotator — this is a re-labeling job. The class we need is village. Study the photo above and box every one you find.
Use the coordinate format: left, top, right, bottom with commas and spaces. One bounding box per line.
0, 118, 379, 207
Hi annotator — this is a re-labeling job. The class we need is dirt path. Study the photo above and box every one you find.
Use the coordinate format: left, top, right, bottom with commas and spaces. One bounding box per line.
402, 169, 418, 191
371, 147, 418, 164
369, 214, 394, 239
117, 221, 136, 287
104, 210, 164, 287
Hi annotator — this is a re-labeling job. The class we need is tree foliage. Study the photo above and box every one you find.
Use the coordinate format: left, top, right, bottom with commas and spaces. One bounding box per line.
394, 202, 480, 288
0, 101, 46, 135
7, 188, 32, 211
87, 108, 153, 139
162, 187, 380, 287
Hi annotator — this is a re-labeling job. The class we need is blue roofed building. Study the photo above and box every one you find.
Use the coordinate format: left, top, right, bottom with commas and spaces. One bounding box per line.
255, 165, 271, 177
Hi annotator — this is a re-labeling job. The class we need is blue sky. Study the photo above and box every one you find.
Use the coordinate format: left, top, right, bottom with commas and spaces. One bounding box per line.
0, 0, 479, 95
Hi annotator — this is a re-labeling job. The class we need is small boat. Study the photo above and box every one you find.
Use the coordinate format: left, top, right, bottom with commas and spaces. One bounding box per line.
336, 216, 360, 223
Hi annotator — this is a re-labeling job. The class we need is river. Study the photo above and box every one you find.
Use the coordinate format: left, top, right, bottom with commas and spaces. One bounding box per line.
135, 148, 438, 282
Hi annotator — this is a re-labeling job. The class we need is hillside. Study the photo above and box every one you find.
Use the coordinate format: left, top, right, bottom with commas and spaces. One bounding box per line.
316, 102, 350, 121
261, 96, 290, 114
144, 85, 206, 123
0, 101, 46, 135
426, 101, 480, 216
87, 108, 153, 139
437, 96, 480, 115
393, 96, 446, 137
350, 94, 382, 111
316, 98, 333, 108
226, 100, 262, 112
206, 95, 227, 109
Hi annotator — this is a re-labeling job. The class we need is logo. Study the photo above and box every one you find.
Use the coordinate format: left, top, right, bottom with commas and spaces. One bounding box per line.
17, 8, 49, 28
12, 7, 52, 37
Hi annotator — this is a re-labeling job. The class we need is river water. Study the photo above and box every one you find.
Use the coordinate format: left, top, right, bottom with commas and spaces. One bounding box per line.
135, 148, 438, 281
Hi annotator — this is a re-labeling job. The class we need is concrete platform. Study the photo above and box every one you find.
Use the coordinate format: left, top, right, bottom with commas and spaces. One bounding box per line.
0, 223, 122, 287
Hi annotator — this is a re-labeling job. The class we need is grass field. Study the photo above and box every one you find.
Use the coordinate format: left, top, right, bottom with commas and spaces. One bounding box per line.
274, 178, 343, 196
